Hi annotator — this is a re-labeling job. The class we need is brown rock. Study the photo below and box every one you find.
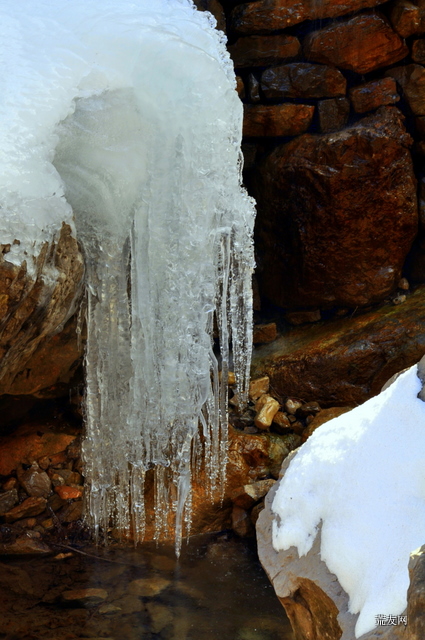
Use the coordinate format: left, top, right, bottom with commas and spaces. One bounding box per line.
318, 97, 350, 133
253, 322, 277, 344
272, 411, 291, 430
236, 76, 245, 100
128, 576, 171, 597
231, 478, 276, 509
247, 73, 261, 103
408, 545, 425, 638
304, 14, 408, 74
243, 104, 314, 138
231, 505, 255, 537
0, 223, 84, 397
230, 0, 387, 34
251, 285, 425, 407
61, 588, 108, 604
386, 64, 425, 115
249, 376, 270, 400
349, 77, 399, 113
390, 0, 421, 36
0, 423, 76, 475
4, 496, 47, 523
254, 396, 280, 429
412, 39, 425, 64
0, 488, 19, 515
0, 534, 51, 555
59, 500, 83, 523
296, 401, 321, 419
228, 35, 300, 68
253, 107, 417, 309
261, 63, 346, 100
302, 407, 353, 441
18, 462, 51, 498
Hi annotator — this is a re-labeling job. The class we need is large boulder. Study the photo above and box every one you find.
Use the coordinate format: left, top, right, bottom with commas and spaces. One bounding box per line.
253, 107, 418, 310
0, 223, 84, 397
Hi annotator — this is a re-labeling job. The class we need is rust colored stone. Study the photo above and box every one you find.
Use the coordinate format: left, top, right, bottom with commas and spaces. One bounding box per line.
54, 485, 83, 500
228, 34, 300, 68
230, 478, 276, 509
261, 63, 346, 99
349, 77, 399, 113
254, 395, 280, 429
412, 39, 425, 64
243, 103, 314, 137
249, 375, 270, 400
390, 0, 421, 36
304, 14, 408, 74
236, 75, 245, 99
4, 497, 47, 523
230, 0, 386, 34
0, 423, 76, 476
386, 64, 425, 115
318, 97, 350, 133
231, 505, 255, 537
253, 107, 417, 310
253, 322, 277, 344
251, 285, 425, 407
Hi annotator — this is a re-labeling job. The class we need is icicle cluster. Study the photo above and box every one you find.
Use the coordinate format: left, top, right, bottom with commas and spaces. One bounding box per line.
0, 0, 255, 553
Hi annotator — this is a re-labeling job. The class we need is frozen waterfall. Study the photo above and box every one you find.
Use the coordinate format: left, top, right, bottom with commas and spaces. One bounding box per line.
0, 0, 255, 551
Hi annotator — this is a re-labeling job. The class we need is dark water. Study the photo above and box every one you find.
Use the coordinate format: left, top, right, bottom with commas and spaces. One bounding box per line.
0, 533, 294, 640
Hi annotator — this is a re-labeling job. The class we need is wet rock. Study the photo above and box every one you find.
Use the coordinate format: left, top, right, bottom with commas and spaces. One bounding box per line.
0, 563, 34, 595
61, 588, 108, 605
304, 14, 408, 74
0, 533, 51, 555
228, 35, 300, 68
251, 285, 425, 407
296, 401, 321, 419
285, 398, 303, 415
249, 376, 270, 400
253, 322, 277, 344
318, 97, 350, 133
390, 0, 421, 37
18, 462, 51, 498
254, 395, 280, 430
231, 478, 276, 509
59, 500, 83, 523
128, 576, 171, 597
0, 422, 76, 475
0, 224, 84, 397
231, 505, 255, 537
412, 39, 425, 64
230, 0, 387, 34
349, 77, 399, 113
272, 411, 291, 431
261, 63, 346, 100
243, 104, 314, 138
0, 488, 18, 515
253, 107, 417, 310
4, 496, 47, 523
386, 64, 425, 115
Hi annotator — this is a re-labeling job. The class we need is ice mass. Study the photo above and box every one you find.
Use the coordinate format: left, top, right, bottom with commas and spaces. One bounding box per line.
0, 0, 255, 552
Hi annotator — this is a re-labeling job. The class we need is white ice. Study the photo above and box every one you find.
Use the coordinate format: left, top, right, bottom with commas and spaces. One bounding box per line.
272, 364, 425, 637
0, 0, 255, 551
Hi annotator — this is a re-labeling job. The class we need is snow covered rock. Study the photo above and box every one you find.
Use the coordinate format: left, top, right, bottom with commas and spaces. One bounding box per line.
257, 361, 425, 639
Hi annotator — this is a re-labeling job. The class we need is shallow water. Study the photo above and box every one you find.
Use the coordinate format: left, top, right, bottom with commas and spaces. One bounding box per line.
0, 533, 294, 640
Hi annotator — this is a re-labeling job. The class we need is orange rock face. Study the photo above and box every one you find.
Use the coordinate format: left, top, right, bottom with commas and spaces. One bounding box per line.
253, 107, 417, 310
229, 34, 300, 68
349, 77, 399, 113
261, 63, 346, 99
243, 103, 314, 137
231, 0, 387, 34
304, 13, 408, 74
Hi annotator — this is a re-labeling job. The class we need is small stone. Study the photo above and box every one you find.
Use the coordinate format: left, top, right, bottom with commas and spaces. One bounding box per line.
285, 398, 303, 415
47, 493, 67, 512
254, 393, 272, 412
53, 468, 83, 485
99, 603, 122, 615
349, 77, 399, 114
37, 456, 50, 470
4, 496, 47, 523
386, 64, 425, 115
254, 396, 280, 430
393, 294, 407, 305
0, 488, 19, 515
253, 322, 277, 344
291, 420, 305, 435
273, 411, 291, 429
54, 485, 83, 500
318, 97, 350, 133
249, 376, 270, 400
398, 277, 410, 290
236, 76, 245, 100
53, 552, 73, 560
2, 477, 18, 491
41, 518, 55, 530
231, 505, 255, 537
18, 462, 51, 498
128, 576, 171, 597
16, 517, 37, 529
412, 39, 425, 64
231, 478, 276, 509
61, 588, 108, 605
49, 472, 65, 487
0, 534, 51, 555
296, 401, 321, 418
59, 500, 83, 523
243, 103, 314, 137
285, 310, 321, 325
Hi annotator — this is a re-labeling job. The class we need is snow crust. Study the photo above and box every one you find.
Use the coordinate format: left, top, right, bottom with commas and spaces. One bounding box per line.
2, 0, 255, 551
272, 364, 425, 637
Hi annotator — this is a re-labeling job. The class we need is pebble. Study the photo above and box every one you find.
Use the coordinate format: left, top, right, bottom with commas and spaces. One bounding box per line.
4, 496, 47, 523
296, 401, 321, 418
254, 396, 280, 430
61, 588, 108, 605
18, 462, 51, 498
249, 376, 270, 401
54, 485, 83, 500
272, 411, 291, 430
0, 488, 19, 515
285, 398, 303, 415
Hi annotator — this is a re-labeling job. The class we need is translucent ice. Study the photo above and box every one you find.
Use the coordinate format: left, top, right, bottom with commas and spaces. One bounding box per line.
0, 0, 255, 552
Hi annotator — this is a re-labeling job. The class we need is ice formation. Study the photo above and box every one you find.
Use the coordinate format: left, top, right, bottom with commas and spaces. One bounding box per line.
0, 0, 255, 551
272, 364, 425, 637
